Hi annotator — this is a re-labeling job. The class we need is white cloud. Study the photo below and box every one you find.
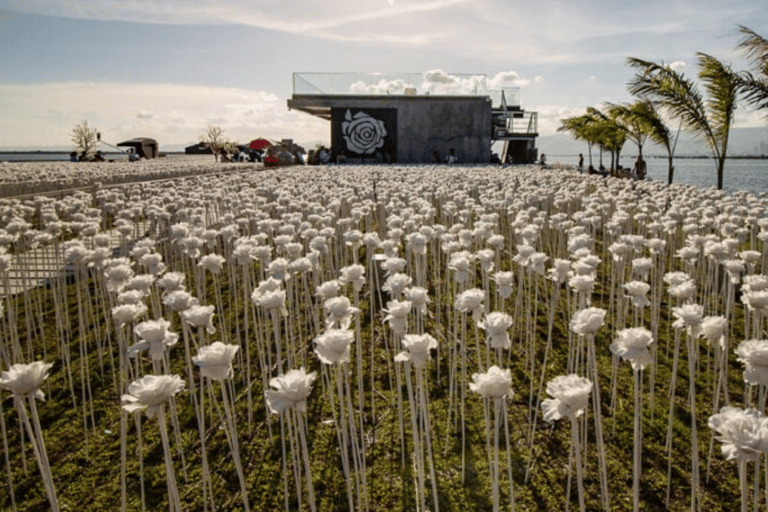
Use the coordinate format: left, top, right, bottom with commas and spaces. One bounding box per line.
670, 61, 686, 71
0, 82, 329, 148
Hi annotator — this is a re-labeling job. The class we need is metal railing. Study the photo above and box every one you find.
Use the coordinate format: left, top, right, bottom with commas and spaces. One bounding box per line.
293, 72, 520, 104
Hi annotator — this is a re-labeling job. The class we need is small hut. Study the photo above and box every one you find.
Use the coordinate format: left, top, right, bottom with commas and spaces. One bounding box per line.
117, 138, 159, 159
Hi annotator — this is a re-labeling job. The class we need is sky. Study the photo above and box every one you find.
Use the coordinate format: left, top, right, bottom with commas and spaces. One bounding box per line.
0, 0, 766, 150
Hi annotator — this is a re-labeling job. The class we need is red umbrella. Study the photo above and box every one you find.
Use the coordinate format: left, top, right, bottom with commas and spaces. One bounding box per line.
249, 138, 272, 151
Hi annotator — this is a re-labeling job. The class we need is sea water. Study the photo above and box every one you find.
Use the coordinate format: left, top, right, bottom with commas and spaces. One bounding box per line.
552, 155, 768, 196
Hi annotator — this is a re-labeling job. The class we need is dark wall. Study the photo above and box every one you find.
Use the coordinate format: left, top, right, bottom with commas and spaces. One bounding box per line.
300, 95, 492, 164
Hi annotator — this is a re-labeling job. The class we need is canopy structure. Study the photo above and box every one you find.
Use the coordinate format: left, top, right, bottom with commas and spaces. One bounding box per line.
117, 138, 159, 159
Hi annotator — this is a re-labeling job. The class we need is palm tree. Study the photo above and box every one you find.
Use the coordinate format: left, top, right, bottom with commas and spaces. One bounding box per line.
609, 99, 680, 184
559, 108, 626, 171
736, 26, 768, 111
558, 115, 597, 167
626, 54, 741, 190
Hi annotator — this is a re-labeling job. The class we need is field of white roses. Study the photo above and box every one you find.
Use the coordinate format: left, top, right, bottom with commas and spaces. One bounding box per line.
0, 161, 766, 511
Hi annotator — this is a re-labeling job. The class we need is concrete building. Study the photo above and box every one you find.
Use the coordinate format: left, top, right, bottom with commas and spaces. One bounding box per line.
287, 72, 538, 164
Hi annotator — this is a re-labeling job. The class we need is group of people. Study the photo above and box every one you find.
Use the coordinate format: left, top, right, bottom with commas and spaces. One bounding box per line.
576, 153, 647, 180
432, 148, 459, 164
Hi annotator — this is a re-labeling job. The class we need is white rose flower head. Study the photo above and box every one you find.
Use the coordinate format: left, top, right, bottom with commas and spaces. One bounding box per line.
324, 296, 360, 330
383, 299, 411, 334
469, 365, 514, 400
404, 286, 430, 316
744, 290, 768, 314
701, 316, 728, 349
180, 304, 216, 334
547, 259, 571, 283
541, 374, 593, 422
735, 339, 768, 387
314, 329, 354, 365
193, 342, 239, 381
339, 264, 366, 291
623, 281, 651, 309
570, 307, 606, 336
315, 279, 341, 301
395, 333, 438, 369
265, 367, 317, 414
131, 318, 179, 360
382, 272, 413, 298
455, 288, 485, 322
610, 327, 654, 370
198, 253, 226, 275
162, 289, 198, 312
708, 406, 768, 462
381, 257, 407, 277
122, 374, 186, 419
0, 361, 54, 401
112, 303, 148, 329
156, 271, 186, 294
255, 288, 287, 315
568, 274, 595, 294
493, 271, 514, 298
672, 303, 704, 337
478, 311, 513, 350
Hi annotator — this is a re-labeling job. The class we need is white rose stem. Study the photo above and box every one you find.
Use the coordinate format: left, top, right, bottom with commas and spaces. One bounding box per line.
740, 459, 749, 512
632, 368, 642, 512
416, 364, 440, 512
403, 360, 426, 511
181, 322, 210, 485
0, 396, 16, 510
325, 364, 355, 512
74, 266, 93, 458
270, 308, 284, 374
502, 398, 515, 512
1, 271, 22, 362
132, 358, 147, 512
239, 264, 255, 428
15, 395, 59, 512
352, 286, 368, 481
526, 279, 560, 482
586, 332, 610, 511
253, 302, 273, 437
460, 309, 468, 482
570, 414, 585, 512
211, 272, 228, 344
367, 248, 380, 446
492, 398, 503, 512
481, 395, 497, 512
393, 331, 406, 466
609, 274, 626, 427
664, 304, 683, 507
686, 327, 700, 512
650, 252, 664, 421
279, 413, 290, 512
343, 358, 367, 510
219, 377, 251, 512
156, 405, 182, 512
299, 405, 318, 512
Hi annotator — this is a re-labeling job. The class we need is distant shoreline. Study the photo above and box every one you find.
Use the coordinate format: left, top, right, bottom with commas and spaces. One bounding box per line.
548, 154, 768, 160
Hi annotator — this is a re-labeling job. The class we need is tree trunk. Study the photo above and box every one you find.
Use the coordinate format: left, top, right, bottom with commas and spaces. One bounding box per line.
717, 157, 725, 190
667, 154, 674, 185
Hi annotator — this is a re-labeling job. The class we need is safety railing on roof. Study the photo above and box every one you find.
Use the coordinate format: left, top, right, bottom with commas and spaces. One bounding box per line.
293, 72, 519, 105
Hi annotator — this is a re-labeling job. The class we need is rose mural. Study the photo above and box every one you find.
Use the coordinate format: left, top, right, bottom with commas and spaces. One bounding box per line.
332, 107, 396, 162
342, 109, 387, 155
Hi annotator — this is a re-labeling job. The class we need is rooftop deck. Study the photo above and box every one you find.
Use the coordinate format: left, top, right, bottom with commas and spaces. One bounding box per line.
292, 72, 521, 109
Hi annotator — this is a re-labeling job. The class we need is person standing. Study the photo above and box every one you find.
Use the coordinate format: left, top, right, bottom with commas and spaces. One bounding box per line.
446, 148, 458, 164
578, 153, 584, 173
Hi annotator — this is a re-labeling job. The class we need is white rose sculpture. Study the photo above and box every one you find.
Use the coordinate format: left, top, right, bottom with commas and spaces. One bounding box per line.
342, 109, 387, 155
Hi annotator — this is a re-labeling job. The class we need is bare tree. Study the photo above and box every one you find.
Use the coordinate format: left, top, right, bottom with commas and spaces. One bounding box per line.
200, 125, 230, 162
70, 120, 99, 159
